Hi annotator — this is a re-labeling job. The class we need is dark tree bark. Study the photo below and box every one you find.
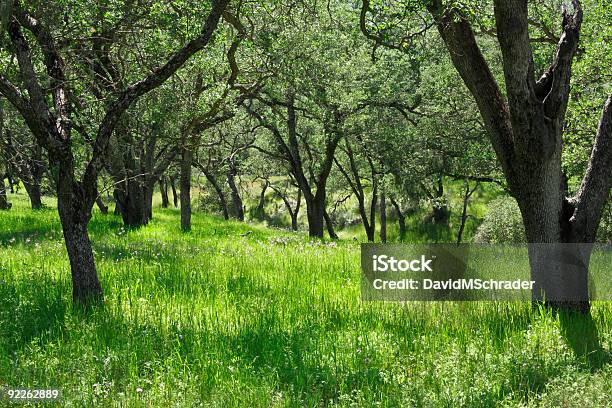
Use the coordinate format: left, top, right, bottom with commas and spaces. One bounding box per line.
108, 127, 173, 227
457, 181, 479, 244
0, 105, 9, 210
170, 176, 179, 208
159, 176, 169, 208
203, 169, 230, 220
55, 151, 104, 304
24, 182, 42, 209
0, 0, 229, 304
305, 197, 326, 238
96, 192, 108, 215
379, 191, 387, 243
292, 189, 302, 231
113, 189, 122, 216
227, 162, 244, 221
390, 197, 407, 241
143, 182, 154, 221
324, 209, 339, 239
22, 143, 44, 209
421, 0, 612, 312
180, 145, 193, 231
253, 180, 269, 221
116, 175, 147, 227
423, 176, 449, 225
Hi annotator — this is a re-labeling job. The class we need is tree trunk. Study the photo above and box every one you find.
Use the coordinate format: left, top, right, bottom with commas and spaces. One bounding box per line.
324, 209, 338, 239
23, 181, 43, 209
512, 157, 592, 311
113, 188, 122, 216
180, 147, 193, 231
390, 197, 406, 241
379, 192, 387, 243
360, 203, 375, 241
457, 180, 477, 244
0, 176, 10, 210
117, 177, 148, 227
430, 176, 449, 224
108, 139, 149, 227
143, 182, 154, 221
291, 189, 301, 231
96, 196, 108, 215
24, 143, 45, 210
62, 219, 104, 305
253, 180, 269, 221
305, 195, 326, 238
56, 160, 103, 305
204, 170, 229, 220
170, 176, 179, 208
159, 176, 169, 208
227, 165, 244, 221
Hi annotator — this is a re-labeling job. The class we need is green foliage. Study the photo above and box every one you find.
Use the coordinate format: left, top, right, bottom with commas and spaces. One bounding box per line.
596, 198, 612, 244
195, 187, 225, 216
474, 196, 526, 244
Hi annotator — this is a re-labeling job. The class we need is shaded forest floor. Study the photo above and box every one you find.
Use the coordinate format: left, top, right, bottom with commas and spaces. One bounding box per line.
0, 194, 611, 407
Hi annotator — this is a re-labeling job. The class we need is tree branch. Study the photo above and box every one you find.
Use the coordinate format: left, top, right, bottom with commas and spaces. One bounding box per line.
427, 0, 516, 184
570, 95, 612, 242
83, 0, 230, 204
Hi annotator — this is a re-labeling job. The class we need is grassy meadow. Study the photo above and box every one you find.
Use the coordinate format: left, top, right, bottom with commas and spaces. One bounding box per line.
1, 193, 611, 407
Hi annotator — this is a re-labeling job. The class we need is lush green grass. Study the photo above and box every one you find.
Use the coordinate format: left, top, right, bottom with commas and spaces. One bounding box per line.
0, 193, 611, 407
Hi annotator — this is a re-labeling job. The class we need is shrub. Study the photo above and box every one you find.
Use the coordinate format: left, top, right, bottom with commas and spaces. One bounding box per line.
474, 197, 526, 243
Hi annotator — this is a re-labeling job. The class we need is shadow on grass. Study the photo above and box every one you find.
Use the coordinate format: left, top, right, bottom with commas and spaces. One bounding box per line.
0, 212, 61, 246
0, 278, 67, 354
559, 310, 611, 371
88, 214, 124, 236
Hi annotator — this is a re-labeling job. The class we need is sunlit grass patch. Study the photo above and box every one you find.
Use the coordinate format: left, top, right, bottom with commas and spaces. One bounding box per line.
0, 195, 610, 407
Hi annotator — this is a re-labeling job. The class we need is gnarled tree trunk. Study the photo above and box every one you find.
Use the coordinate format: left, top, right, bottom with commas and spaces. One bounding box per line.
423, 0, 612, 312
56, 156, 103, 305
